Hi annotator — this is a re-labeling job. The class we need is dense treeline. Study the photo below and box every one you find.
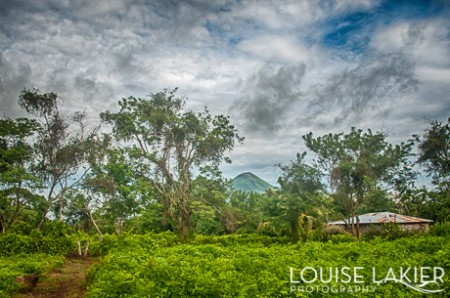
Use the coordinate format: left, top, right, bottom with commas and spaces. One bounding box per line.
0, 88, 449, 243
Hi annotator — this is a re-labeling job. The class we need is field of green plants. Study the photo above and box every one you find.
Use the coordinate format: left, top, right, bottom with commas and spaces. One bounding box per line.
0, 226, 449, 297
83, 231, 450, 297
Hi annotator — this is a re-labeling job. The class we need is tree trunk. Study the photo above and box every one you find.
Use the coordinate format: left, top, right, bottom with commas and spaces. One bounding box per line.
291, 218, 299, 243
87, 210, 103, 255
177, 198, 192, 242
37, 184, 57, 231
83, 240, 89, 257
356, 215, 360, 238
58, 197, 63, 222
350, 211, 355, 236
7, 181, 22, 230
36, 207, 49, 231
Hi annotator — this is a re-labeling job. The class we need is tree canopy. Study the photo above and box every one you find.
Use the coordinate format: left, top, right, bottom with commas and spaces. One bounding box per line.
101, 89, 243, 239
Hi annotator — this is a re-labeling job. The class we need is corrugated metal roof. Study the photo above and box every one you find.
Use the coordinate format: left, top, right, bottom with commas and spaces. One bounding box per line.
329, 212, 433, 225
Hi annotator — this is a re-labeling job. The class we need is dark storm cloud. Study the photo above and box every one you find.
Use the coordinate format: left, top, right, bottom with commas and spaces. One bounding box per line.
73, 73, 115, 106
306, 53, 419, 127
401, 23, 426, 47
0, 54, 32, 117
0, 0, 224, 113
232, 63, 306, 134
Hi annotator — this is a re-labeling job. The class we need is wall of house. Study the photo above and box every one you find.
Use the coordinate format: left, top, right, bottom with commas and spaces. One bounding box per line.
331, 222, 431, 234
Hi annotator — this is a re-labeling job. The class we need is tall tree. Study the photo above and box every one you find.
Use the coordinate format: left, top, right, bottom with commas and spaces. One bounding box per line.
101, 89, 242, 240
84, 147, 155, 234
191, 166, 231, 235
277, 152, 326, 242
19, 88, 99, 229
0, 118, 40, 233
418, 118, 450, 194
303, 128, 414, 235
417, 118, 450, 221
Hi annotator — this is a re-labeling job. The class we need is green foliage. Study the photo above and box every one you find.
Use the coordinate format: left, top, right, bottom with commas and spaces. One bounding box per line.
17, 88, 102, 228
418, 119, 450, 189
0, 233, 32, 256
86, 233, 450, 297
303, 128, 416, 235
83, 147, 158, 235
228, 191, 265, 233
101, 89, 243, 240
190, 166, 231, 235
0, 222, 73, 256
429, 222, 450, 236
0, 253, 64, 297
125, 203, 168, 234
317, 225, 351, 242
330, 233, 357, 244
0, 117, 40, 233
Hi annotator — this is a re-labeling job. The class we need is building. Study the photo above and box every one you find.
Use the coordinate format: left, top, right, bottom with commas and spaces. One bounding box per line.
328, 212, 433, 234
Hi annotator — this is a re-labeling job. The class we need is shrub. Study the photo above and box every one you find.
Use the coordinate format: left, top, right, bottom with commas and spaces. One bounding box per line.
0, 234, 32, 256
0, 230, 73, 256
429, 222, 450, 236
330, 233, 356, 244
0, 254, 64, 297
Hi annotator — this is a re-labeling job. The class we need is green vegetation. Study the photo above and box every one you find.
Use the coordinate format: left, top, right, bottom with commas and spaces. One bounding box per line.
85, 233, 450, 297
0, 254, 64, 297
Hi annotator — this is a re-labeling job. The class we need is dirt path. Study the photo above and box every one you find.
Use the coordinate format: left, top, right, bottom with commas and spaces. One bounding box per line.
14, 257, 98, 298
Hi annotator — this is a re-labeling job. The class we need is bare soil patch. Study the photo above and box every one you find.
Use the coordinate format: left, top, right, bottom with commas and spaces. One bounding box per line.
14, 257, 98, 298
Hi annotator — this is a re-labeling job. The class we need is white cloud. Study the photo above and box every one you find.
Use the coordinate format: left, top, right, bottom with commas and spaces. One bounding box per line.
237, 35, 315, 64
416, 66, 450, 83
370, 19, 450, 67
213, 0, 379, 30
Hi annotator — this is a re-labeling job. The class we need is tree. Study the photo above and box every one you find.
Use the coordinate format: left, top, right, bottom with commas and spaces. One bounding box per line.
416, 118, 450, 222
101, 89, 243, 240
418, 118, 450, 194
276, 152, 326, 242
0, 118, 40, 233
303, 128, 414, 236
18, 88, 100, 229
278, 152, 324, 195
84, 147, 156, 235
229, 191, 265, 234
191, 166, 231, 235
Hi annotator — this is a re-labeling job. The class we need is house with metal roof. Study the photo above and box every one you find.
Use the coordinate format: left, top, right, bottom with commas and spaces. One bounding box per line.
328, 212, 433, 234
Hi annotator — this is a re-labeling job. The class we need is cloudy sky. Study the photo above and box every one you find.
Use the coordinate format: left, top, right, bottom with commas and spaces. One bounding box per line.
1, 0, 449, 185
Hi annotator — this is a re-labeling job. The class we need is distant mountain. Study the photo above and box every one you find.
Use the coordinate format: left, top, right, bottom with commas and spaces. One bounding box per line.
231, 172, 273, 193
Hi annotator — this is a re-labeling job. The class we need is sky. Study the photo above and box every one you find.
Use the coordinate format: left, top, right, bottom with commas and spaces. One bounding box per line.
1, 0, 449, 185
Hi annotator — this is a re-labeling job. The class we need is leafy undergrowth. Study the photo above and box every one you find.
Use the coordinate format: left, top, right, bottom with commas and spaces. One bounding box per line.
86, 234, 450, 297
0, 254, 64, 298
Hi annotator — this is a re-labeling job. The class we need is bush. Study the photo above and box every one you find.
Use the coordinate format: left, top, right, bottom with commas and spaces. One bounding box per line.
429, 222, 450, 236
330, 233, 356, 244
0, 234, 32, 256
0, 230, 73, 256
